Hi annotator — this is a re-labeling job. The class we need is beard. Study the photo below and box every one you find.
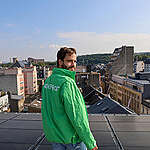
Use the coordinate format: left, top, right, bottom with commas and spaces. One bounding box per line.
62, 62, 75, 71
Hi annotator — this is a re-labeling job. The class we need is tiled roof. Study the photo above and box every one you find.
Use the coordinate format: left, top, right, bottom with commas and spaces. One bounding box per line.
0, 113, 150, 149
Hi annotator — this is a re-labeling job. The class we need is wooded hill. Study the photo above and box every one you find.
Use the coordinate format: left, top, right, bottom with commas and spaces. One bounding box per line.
77, 52, 150, 65
77, 53, 112, 65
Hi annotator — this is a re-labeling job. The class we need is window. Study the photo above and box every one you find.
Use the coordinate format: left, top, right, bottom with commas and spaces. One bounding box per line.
20, 87, 24, 90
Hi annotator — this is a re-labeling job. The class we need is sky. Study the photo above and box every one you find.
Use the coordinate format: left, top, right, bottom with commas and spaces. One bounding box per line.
1, 0, 150, 62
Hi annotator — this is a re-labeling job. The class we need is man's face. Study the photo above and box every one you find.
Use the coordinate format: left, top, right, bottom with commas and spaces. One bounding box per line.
59, 53, 77, 71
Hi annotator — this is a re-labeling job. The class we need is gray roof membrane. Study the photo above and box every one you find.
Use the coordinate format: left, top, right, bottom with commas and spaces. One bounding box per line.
0, 113, 150, 150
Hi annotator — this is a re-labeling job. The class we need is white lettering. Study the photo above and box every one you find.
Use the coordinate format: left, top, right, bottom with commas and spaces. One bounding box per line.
44, 84, 60, 91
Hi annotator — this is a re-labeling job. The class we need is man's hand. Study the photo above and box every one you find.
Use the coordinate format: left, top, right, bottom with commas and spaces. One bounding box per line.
91, 145, 98, 150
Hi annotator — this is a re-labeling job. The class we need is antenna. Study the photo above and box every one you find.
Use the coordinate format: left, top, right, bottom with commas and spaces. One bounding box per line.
10, 57, 12, 63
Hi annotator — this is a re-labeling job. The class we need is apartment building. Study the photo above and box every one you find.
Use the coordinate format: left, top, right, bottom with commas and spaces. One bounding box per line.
133, 61, 144, 73
109, 74, 150, 114
23, 66, 38, 95
0, 68, 24, 96
28, 57, 44, 64
11, 60, 38, 95
109, 45, 134, 76
37, 66, 52, 80
45, 67, 52, 79
144, 58, 150, 72
0, 91, 9, 112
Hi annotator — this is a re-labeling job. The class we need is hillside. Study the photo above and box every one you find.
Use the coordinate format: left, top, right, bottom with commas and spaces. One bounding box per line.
77, 52, 150, 65
77, 53, 112, 65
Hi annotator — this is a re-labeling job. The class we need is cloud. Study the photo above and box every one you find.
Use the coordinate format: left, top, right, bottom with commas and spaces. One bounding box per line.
6, 24, 16, 27
40, 45, 45, 48
57, 32, 150, 54
35, 27, 41, 34
48, 44, 71, 49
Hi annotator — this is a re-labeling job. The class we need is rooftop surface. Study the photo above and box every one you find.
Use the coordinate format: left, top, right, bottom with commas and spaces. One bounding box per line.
0, 113, 150, 150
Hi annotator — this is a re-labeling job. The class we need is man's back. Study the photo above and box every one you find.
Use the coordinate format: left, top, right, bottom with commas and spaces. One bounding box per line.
42, 47, 97, 150
42, 68, 82, 144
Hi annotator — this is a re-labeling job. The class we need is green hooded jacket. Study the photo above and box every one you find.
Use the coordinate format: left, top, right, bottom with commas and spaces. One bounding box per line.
41, 68, 96, 149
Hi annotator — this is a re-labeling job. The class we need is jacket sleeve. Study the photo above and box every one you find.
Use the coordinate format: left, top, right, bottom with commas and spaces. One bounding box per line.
61, 81, 96, 149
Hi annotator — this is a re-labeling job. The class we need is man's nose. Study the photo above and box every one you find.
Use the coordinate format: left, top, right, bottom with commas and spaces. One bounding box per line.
71, 61, 76, 65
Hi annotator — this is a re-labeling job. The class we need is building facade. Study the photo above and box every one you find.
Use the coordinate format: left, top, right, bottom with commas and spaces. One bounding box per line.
76, 66, 87, 73
76, 72, 101, 89
23, 66, 38, 95
133, 61, 144, 73
0, 92, 9, 112
9, 95, 25, 112
144, 59, 150, 72
109, 45, 134, 76
28, 57, 44, 64
0, 68, 24, 96
109, 75, 150, 114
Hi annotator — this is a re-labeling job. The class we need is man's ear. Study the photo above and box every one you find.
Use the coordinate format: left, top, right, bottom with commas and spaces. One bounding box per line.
58, 59, 63, 67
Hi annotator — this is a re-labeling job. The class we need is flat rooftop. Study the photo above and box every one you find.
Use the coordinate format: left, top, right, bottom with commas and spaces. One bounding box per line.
127, 78, 150, 85
0, 113, 150, 149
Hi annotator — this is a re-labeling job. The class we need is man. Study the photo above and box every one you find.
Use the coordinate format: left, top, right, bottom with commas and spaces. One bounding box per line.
42, 47, 98, 150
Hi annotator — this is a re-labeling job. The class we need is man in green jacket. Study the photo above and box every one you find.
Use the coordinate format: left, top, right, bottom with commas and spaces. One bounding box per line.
42, 47, 98, 150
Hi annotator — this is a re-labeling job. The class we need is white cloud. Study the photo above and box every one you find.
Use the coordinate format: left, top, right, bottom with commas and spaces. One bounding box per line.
35, 27, 41, 34
48, 44, 71, 49
57, 32, 150, 55
40, 45, 45, 48
6, 24, 16, 27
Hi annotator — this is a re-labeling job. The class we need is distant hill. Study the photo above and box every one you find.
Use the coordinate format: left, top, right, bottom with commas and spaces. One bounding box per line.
77, 52, 150, 65
77, 53, 112, 65
135, 52, 150, 55
134, 52, 150, 61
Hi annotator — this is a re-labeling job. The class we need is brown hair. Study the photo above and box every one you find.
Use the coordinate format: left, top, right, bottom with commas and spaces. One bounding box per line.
57, 47, 76, 67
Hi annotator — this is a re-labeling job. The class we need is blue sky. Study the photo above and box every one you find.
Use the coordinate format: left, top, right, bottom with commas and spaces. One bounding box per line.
1, 0, 150, 62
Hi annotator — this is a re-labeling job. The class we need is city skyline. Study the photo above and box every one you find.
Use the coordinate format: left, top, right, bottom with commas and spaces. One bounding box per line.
1, 0, 150, 62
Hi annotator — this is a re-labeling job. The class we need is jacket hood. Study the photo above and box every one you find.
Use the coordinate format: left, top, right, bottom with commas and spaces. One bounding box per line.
52, 68, 76, 81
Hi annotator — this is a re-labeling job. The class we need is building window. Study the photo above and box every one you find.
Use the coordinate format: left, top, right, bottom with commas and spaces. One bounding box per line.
20, 87, 24, 90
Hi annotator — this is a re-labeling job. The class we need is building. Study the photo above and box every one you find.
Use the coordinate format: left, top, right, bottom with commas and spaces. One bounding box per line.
133, 61, 144, 73
45, 67, 52, 79
0, 91, 9, 112
37, 66, 45, 79
87, 97, 133, 114
37, 66, 52, 80
12, 57, 18, 63
0, 68, 24, 96
37, 79, 45, 93
11, 60, 38, 95
75, 72, 101, 89
11, 60, 32, 68
23, 66, 38, 95
109, 45, 134, 76
9, 94, 25, 112
28, 99, 41, 113
144, 58, 150, 72
135, 72, 150, 80
76, 65, 87, 73
28, 57, 44, 64
109, 74, 150, 114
